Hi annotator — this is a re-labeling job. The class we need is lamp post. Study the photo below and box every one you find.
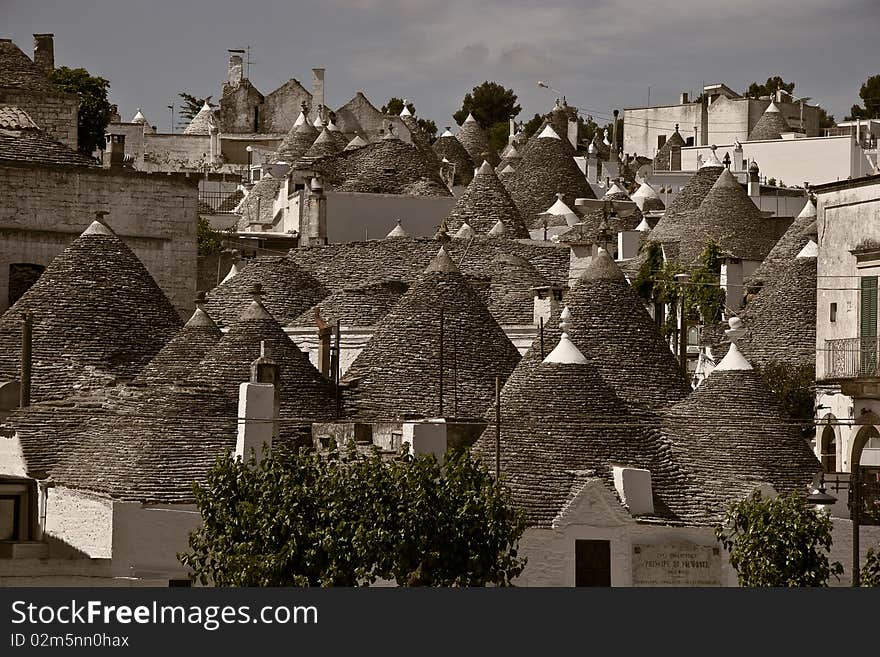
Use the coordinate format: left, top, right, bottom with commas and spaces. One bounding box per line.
791, 95, 812, 134
674, 272, 690, 375
245, 145, 253, 184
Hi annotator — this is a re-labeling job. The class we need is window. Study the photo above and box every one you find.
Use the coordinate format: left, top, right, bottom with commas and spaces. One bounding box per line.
685, 136, 695, 146
830, 302, 837, 323
575, 539, 611, 587
0, 480, 34, 542
860, 276, 878, 374
657, 134, 667, 149
820, 425, 837, 473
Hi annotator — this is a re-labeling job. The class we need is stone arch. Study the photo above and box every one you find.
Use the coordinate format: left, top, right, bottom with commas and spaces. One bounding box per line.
819, 414, 838, 473
851, 423, 879, 469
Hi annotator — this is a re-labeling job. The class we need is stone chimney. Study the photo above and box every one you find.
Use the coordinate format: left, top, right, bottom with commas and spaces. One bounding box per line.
103, 133, 126, 168
235, 341, 279, 463
312, 68, 325, 117
33, 34, 54, 74
610, 109, 620, 162
227, 52, 244, 85
747, 161, 761, 197
680, 91, 688, 104
314, 308, 332, 378
301, 176, 327, 246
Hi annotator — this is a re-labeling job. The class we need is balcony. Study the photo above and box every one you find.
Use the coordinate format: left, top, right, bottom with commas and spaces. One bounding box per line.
823, 337, 880, 397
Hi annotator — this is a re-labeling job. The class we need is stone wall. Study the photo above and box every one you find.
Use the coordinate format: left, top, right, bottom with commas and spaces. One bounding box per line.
44, 486, 113, 559
0, 88, 78, 151
0, 163, 198, 317
262, 79, 312, 134
217, 80, 264, 134
141, 134, 213, 173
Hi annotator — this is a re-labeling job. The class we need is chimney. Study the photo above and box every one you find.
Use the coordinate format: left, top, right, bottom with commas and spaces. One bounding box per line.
508, 117, 516, 145
402, 419, 448, 464
680, 91, 688, 104
312, 68, 325, 118
747, 161, 761, 197
533, 285, 562, 325
103, 133, 126, 168
612, 465, 654, 515
33, 34, 54, 74
567, 118, 578, 150
301, 176, 327, 246
610, 109, 620, 161
227, 52, 243, 85
314, 309, 332, 377
234, 340, 281, 462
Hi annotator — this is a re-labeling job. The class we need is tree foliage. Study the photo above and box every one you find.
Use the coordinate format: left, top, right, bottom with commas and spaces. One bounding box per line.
716, 491, 843, 587
745, 76, 796, 99
197, 216, 226, 256
47, 66, 113, 155
754, 362, 816, 424
381, 97, 437, 139
453, 81, 521, 130
178, 92, 215, 128
862, 545, 880, 587
848, 74, 880, 120
180, 445, 527, 586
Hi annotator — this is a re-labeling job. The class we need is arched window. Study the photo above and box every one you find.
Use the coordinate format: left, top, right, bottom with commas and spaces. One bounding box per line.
820, 424, 837, 473
8, 263, 45, 307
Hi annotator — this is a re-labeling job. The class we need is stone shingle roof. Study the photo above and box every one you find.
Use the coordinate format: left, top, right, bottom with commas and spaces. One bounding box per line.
0, 104, 39, 129
133, 306, 222, 385
0, 221, 183, 402
747, 102, 790, 141
503, 125, 596, 229
653, 128, 686, 171
234, 174, 284, 227
290, 280, 409, 328
432, 130, 474, 186
341, 247, 521, 420
631, 181, 665, 212
399, 114, 441, 171
0, 39, 55, 92
273, 120, 318, 164
0, 105, 96, 166
648, 164, 724, 249
512, 250, 690, 412
456, 113, 499, 166
746, 199, 815, 287
303, 136, 451, 196
183, 102, 217, 135
496, 142, 522, 173
475, 252, 548, 325
299, 127, 341, 163
204, 256, 329, 327
444, 161, 529, 238
675, 167, 778, 263
654, 352, 820, 524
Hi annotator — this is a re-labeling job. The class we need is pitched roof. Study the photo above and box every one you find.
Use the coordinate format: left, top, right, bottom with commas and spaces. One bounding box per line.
204, 256, 330, 326
445, 161, 529, 238
0, 221, 183, 402
341, 247, 521, 419
653, 127, 686, 171
0, 39, 56, 92
291, 280, 409, 328
655, 351, 820, 524
303, 137, 451, 196
511, 250, 690, 411
456, 113, 499, 166
503, 125, 596, 228
0, 105, 97, 166
234, 174, 283, 227
432, 130, 475, 186
133, 306, 222, 385
648, 164, 724, 247
748, 102, 791, 141
675, 167, 778, 263
183, 102, 217, 135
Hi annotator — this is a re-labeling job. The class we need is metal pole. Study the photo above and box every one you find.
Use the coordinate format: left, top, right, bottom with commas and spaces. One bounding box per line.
539, 316, 545, 359
495, 375, 501, 480
852, 464, 861, 587
679, 287, 688, 375
335, 319, 341, 419
438, 306, 444, 416
20, 311, 32, 408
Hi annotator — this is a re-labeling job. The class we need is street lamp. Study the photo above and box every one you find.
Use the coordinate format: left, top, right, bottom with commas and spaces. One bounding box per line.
790, 95, 812, 134
245, 145, 253, 184
674, 272, 690, 375
806, 473, 837, 508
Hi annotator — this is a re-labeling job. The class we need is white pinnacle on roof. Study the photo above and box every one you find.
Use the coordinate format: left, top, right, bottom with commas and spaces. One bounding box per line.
543, 192, 579, 226
796, 239, 819, 259
606, 181, 629, 197
441, 128, 454, 137
455, 222, 476, 239
220, 262, 241, 285
488, 220, 506, 237
588, 142, 597, 154
293, 110, 306, 128
635, 217, 651, 231
132, 108, 147, 124
476, 160, 494, 176
700, 145, 723, 168
327, 120, 340, 132
537, 124, 561, 140
500, 143, 519, 158
400, 105, 412, 117
313, 115, 324, 128
765, 101, 781, 113
82, 220, 116, 237
500, 164, 516, 174
464, 112, 477, 124
796, 198, 817, 219
714, 342, 752, 371
543, 307, 588, 364
631, 180, 660, 203
386, 219, 410, 238
345, 135, 368, 150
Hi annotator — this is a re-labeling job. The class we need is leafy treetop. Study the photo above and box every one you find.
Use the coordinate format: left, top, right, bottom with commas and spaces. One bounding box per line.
178, 93, 215, 129
453, 81, 521, 129
848, 74, 880, 120
381, 97, 438, 140
47, 66, 113, 156
745, 76, 795, 99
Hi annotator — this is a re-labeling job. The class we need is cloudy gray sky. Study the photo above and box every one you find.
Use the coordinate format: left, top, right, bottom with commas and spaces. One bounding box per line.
3, 0, 878, 132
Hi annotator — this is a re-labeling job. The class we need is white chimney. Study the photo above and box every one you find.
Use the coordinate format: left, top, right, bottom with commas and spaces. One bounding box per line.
680, 91, 688, 104
612, 465, 654, 515
617, 230, 641, 261
235, 382, 275, 462
402, 419, 447, 463
312, 68, 325, 117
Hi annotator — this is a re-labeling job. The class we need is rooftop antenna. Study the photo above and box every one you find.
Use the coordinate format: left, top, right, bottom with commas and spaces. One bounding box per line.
229, 47, 253, 79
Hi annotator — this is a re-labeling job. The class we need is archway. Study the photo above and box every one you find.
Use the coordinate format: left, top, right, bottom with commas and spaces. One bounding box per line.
820, 422, 837, 473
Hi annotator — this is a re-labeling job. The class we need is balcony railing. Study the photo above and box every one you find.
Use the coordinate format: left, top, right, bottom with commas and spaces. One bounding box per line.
198, 189, 243, 215
824, 337, 880, 379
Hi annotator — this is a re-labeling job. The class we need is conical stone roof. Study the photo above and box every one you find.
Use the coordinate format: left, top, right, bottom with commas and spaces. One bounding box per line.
456, 113, 499, 166
747, 199, 816, 287
0, 221, 183, 402
477, 252, 549, 325
291, 280, 409, 328
503, 125, 596, 229
649, 163, 724, 249
748, 102, 791, 141
183, 102, 217, 135
400, 114, 441, 170
299, 127, 341, 162
656, 347, 820, 523
513, 249, 690, 411
445, 161, 529, 238
631, 181, 665, 212
432, 129, 475, 186
342, 247, 521, 420
204, 257, 330, 326
134, 306, 222, 385
653, 127, 686, 171
675, 167, 777, 263
273, 120, 318, 163
496, 142, 522, 173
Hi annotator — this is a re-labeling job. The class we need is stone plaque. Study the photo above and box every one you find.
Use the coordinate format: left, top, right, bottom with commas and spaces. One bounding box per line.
632, 543, 722, 587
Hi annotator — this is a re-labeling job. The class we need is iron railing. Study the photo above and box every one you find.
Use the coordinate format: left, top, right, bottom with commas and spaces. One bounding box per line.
824, 337, 880, 379
198, 190, 242, 215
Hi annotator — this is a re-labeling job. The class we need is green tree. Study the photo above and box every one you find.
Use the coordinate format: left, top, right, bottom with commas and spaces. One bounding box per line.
847, 74, 880, 119
178, 92, 215, 129
47, 66, 113, 155
197, 216, 225, 256
180, 445, 527, 586
381, 97, 437, 139
816, 107, 836, 130
862, 545, 880, 586
522, 112, 543, 138
716, 491, 843, 587
745, 76, 796, 99
453, 81, 521, 130
754, 362, 816, 426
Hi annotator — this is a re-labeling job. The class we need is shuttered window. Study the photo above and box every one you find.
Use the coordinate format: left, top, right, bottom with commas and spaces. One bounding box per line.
860, 276, 878, 374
